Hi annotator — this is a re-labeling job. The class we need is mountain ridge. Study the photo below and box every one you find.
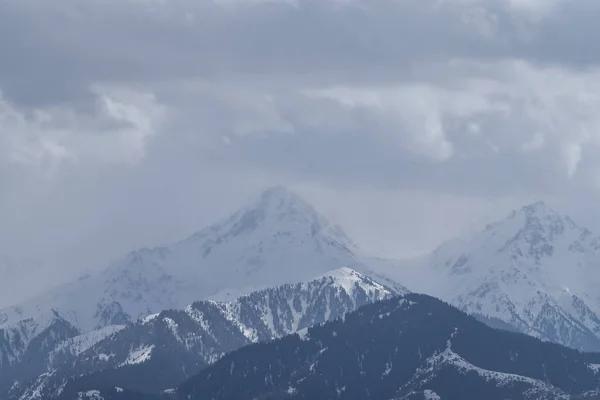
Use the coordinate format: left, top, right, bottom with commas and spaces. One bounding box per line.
375, 200, 600, 351
10, 268, 404, 400
57, 294, 600, 400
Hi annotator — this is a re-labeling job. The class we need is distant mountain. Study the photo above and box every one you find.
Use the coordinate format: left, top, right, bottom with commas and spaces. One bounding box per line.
11, 268, 405, 400
0, 186, 370, 394
0, 186, 360, 334
57, 294, 600, 400
376, 201, 600, 351
15, 190, 600, 399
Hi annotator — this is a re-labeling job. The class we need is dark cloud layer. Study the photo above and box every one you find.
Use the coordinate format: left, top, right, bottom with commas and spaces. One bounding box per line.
3, 0, 600, 305
2, 0, 600, 105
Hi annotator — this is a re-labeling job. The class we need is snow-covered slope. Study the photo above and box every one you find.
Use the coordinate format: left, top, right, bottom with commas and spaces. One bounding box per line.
153, 294, 600, 400
395, 346, 571, 400
12, 268, 404, 400
0, 186, 359, 334
0, 313, 80, 398
0, 186, 374, 398
376, 201, 600, 351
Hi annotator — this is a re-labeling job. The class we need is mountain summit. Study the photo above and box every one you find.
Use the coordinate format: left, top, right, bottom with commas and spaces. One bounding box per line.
184, 185, 356, 261
0, 186, 361, 334
381, 201, 600, 351
490, 200, 594, 264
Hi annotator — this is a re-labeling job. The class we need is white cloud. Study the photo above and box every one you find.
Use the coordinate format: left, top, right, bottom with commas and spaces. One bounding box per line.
304, 84, 489, 162
302, 60, 600, 178
563, 143, 583, 178
521, 132, 545, 151
461, 6, 499, 39
92, 86, 167, 164
0, 86, 166, 178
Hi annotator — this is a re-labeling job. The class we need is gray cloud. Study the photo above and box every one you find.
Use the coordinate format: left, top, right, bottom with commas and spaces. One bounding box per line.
4, 0, 600, 305
2, 0, 600, 105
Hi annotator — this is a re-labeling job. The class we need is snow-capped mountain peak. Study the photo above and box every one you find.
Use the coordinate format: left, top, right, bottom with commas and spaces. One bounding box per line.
502, 201, 586, 250
377, 201, 600, 351
433, 201, 598, 275
184, 186, 356, 256
0, 186, 362, 335
257, 185, 316, 217
519, 199, 551, 215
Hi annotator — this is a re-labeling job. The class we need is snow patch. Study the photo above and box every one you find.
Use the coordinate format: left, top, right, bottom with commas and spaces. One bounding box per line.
97, 353, 113, 362
427, 348, 565, 394
588, 363, 600, 374
424, 390, 441, 400
120, 345, 155, 366
53, 325, 125, 357
77, 390, 104, 400
142, 313, 159, 324
297, 327, 309, 341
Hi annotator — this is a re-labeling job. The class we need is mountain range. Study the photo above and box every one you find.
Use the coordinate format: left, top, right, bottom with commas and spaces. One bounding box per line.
58, 294, 600, 400
4, 187, 600, 399
6, 270, 404, 399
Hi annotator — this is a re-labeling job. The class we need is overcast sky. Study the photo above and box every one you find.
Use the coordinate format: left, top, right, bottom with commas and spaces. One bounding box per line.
3, 0, 600, 306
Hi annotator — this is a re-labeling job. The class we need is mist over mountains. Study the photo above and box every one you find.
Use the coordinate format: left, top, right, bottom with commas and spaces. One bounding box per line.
4, 187, 600, 400
6, 0, 600, 399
